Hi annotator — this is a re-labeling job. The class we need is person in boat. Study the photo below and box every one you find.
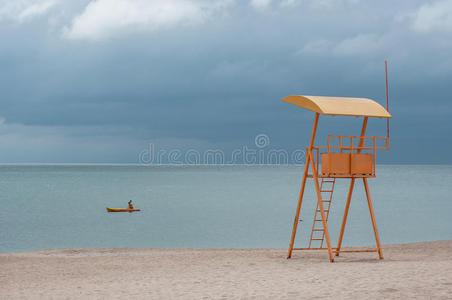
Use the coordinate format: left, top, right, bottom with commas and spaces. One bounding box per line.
128, 200, 134, 209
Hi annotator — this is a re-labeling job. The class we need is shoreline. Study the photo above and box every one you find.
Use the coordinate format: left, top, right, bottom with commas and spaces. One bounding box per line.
2, 239, 451, 256
1, 240, 451, 299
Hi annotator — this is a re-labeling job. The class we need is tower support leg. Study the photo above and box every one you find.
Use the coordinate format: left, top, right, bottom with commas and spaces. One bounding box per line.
336, 116, 368, 257
335, 178, 355, 256
287, 113, 319, 259
287, 152, 310, 259
363, 178, 384, 259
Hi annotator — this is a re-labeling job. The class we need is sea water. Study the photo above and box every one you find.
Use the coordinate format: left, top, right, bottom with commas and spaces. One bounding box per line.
0, 165, 451, 253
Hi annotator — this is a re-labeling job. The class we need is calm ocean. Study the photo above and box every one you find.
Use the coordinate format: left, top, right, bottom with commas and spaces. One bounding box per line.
0, 165, 451, 253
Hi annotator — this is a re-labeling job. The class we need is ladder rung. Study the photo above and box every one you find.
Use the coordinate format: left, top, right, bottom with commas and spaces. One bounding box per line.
322, 200, 330, 202
321, 190, 333, 192
293, 247, 338, 250
313, 229, 324, 231
322, 180, 335, 182
316, 209, 329, 213
314, 219, 323, 221
311, 238, 324, 241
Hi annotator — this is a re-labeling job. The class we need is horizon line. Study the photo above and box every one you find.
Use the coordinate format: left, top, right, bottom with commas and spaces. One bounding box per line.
0, 163, 450, 166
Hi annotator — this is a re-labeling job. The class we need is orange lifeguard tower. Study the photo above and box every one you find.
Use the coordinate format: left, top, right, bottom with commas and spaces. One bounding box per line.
284, 94, 391, 262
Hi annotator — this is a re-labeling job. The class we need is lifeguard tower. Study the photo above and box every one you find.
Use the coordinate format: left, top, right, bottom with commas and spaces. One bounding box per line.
284, 94, 391, 262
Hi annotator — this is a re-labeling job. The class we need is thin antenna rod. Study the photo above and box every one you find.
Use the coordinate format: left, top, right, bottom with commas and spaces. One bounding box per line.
385, 60, 389, 138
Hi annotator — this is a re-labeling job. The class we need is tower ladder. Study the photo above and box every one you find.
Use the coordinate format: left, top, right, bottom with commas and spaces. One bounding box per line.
308, 178, 336, 248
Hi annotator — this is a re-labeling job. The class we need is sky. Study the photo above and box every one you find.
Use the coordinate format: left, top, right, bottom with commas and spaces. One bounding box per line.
0, 0, 451, 164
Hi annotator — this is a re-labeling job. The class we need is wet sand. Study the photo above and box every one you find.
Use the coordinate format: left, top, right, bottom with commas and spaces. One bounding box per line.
1, 240, 451, 299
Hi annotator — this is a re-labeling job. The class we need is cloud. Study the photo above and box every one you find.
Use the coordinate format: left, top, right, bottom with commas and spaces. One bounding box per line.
333, 33, 385, 56
0, 120, 146, 163
63, 0, 233, 40
2, 0, 452, 163
297, 39, 333, 55
17, 0, 56, 22
308, 0, 360, 10
250, 0, 272, 10
249, 0, 299, 10
0, 0, 57, 23
405, 0, 452, 33
297, 34, 388, 57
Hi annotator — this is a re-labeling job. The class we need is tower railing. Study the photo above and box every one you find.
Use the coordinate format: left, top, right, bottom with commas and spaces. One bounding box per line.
311, 136, 389, 178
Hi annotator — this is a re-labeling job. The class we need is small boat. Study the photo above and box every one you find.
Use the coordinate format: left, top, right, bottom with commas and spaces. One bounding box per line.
106, 208, 141, 212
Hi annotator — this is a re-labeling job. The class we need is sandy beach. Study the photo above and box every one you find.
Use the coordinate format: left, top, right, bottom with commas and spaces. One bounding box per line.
1, 240, 451, 299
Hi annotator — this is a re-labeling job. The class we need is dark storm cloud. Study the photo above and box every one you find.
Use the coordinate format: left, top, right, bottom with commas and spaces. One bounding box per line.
0, 0, 451, 163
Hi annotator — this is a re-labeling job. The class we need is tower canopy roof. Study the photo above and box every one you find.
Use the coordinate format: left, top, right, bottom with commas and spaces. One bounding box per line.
282, 95, 391, 118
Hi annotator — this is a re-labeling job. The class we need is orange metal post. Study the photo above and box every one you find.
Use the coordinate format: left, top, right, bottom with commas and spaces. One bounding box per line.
385, 60, 390, 139
358, 118, 368, 151
335, 117, 368, 256
336, 178, 355, 256
363, 178, 384, 259
287, 113, 319, 259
